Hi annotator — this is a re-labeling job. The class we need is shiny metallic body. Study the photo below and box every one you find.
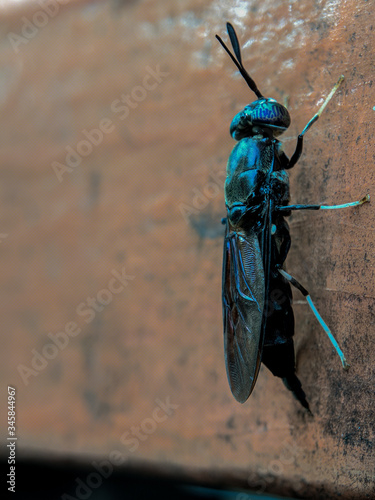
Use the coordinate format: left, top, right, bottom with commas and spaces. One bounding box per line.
217, 23, 368, 412
217, 23, 311, 410
223, 130, 297, 404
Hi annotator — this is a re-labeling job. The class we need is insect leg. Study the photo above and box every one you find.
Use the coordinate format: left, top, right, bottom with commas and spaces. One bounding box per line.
278, 269, 350, 370
300, 75, 345, 137
276, 194, 370, 213
319, 195, 370, 209
287, 75, 345, 169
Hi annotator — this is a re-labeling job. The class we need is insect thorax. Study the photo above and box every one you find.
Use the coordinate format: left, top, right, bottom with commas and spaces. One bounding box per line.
224, 136, 290, 227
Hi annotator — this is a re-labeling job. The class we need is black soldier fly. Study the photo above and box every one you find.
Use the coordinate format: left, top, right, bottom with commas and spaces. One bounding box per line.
216, 23, 369, 413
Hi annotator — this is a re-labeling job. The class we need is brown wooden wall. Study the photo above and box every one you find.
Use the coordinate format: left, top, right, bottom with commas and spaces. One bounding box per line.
1, 0, 374, 498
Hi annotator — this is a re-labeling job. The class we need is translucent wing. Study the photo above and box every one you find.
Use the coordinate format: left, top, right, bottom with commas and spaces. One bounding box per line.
222, 221, 265, 403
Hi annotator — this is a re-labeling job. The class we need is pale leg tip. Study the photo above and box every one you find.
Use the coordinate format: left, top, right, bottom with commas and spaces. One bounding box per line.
342, 359, 350, 370
360, 194, 370, 204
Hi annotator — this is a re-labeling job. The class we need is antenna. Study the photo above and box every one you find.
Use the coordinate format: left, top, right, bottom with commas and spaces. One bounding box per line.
216, 22, 264, 99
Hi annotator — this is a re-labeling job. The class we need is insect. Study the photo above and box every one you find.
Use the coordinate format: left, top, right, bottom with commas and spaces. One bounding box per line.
217, 23, 369, 412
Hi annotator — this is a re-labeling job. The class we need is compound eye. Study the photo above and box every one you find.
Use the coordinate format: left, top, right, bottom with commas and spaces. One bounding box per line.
251, 99, 291, 136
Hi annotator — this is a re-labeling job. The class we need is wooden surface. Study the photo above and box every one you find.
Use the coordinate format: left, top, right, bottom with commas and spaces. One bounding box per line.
1, 0, 374, 498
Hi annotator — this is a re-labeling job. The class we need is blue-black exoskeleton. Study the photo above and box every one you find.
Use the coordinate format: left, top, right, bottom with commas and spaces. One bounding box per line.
217, 23, 369, 413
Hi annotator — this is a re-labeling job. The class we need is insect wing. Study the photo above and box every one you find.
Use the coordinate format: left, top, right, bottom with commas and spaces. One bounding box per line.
222, 222, 265, 403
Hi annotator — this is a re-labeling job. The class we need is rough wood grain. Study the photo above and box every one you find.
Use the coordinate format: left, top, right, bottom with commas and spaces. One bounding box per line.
0, 1, 374, 498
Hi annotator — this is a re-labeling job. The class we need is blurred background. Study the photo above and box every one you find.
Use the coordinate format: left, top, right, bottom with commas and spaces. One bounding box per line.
0, 0, 374, 498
